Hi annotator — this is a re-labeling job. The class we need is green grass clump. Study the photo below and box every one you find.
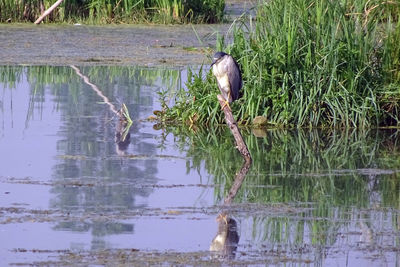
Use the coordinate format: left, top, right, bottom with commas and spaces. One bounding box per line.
161, 0, 400, 128
0, 0, 224, 24
149, 0, 225, 23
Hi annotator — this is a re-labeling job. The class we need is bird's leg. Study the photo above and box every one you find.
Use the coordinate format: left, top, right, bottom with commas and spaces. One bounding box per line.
221, 101, 231, 110
221, 91, 231, 110
217, 213, 229, 225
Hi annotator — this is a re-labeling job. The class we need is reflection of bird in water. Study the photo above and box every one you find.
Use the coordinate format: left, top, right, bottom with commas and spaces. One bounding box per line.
211, 52, 242, 110
115, 131, 131, 156
115, 119, 131, 156
210, 214, 239, 258
359, 221, 374, 245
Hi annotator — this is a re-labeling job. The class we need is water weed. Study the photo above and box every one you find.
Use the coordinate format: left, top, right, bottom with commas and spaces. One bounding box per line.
160, 0, 400, 128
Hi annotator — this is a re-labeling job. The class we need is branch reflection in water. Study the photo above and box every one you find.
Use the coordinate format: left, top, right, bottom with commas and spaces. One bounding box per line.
70, 65, 133, 156
166, 124, 400, 262
69, 64, 251, 257
210, 158, 251, 258
208, 86, 253, 258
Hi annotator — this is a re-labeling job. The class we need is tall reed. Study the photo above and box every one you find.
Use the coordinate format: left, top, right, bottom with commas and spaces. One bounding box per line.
162, 0, 400, 128
0, 0, 225, 23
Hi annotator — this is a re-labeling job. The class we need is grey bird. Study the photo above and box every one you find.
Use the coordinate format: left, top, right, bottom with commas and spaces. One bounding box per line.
211, 51, 242, 109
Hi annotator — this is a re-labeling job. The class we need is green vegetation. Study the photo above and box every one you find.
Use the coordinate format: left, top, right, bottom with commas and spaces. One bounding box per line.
160, 0, 400, 128
167, 126, 400, 245
169, 126, 400, 207
0, 0, 224, 23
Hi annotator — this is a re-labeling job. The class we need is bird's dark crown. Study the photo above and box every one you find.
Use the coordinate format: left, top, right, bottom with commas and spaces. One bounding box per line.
211, 51, 228, 66
213, 51, 227, 59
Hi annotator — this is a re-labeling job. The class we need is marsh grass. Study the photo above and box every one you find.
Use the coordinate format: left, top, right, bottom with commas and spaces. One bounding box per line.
121, 103, 133, 124
161, 0, 400, 128
0, 0, 224, 23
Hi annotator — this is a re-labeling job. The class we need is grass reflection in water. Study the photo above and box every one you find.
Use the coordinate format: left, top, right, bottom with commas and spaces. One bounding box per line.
168, 126, 400, 250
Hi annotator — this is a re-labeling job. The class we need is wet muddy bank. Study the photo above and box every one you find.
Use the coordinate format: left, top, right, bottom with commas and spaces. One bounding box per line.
0, 24, 230, 67
0, 0, 256, 67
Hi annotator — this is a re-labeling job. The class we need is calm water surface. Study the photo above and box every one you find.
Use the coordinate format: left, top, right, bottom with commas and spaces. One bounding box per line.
1, 66, 400, 266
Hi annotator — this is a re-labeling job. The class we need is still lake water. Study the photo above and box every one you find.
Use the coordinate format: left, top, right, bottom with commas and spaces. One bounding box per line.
1, 65, 400, 266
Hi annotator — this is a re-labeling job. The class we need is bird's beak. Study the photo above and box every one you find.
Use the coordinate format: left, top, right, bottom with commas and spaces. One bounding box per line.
211, 58, 217, 67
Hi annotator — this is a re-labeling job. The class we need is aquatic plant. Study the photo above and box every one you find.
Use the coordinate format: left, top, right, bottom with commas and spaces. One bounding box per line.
0, 0, 225, 23
161, 0, 400, 128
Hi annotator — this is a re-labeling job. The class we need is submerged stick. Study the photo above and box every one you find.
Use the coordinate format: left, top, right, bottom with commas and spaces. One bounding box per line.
70, 65, 120, 116
210, 98, 252, 257
210, 156, 251, 256
70, 65, 133, 123
223, 159, 252, 205
217, 94, 251, 161
70, 65, 134, 155
34, 0, 65, 24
